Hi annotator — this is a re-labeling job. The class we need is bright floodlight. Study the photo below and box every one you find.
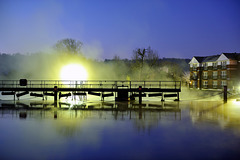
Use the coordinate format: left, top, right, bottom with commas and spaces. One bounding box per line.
60, 64, 88, 80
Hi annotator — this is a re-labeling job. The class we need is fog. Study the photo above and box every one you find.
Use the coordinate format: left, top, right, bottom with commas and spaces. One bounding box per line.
0, 49, 227, 101
0, 50, 189, 82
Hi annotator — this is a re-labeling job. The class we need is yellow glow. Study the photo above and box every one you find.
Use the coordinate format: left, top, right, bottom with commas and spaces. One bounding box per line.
233, 99, 240, 105
60, 64, 88, 80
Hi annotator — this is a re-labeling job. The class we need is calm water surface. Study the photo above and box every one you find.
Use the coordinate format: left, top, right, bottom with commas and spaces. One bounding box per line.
0, 99, 240, 160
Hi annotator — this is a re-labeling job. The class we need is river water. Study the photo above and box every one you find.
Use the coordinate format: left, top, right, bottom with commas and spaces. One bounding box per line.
0, 98, 240, 160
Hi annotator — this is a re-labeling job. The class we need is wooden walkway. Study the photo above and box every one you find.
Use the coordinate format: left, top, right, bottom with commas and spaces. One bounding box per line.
0, 80, 181, 102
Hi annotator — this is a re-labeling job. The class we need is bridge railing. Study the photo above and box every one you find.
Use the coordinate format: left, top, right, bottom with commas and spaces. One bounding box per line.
0, 80, 181, 90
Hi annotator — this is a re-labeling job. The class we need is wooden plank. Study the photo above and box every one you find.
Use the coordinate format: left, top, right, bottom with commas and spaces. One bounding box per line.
164, 94, 178, 97
148, 93, 162, 97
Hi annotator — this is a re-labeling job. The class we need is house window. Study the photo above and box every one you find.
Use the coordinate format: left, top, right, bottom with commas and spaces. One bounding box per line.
193, 72, 197, 79
213, 81, 218, 88
193, 64, 197, 71
193, 81, 197, 88
221, 71, 226, 79
204, 63, 208, 70
213, 62, 217, 70
213, 71, 218, 79
221, 61, 227, 69
203, 81, 208, 88
221, 80, 227, 87
203, 72, 208, 79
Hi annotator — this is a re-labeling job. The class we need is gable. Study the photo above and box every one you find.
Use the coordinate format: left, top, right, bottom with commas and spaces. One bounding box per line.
217, 54, 229, 61
189, 57, 200, 64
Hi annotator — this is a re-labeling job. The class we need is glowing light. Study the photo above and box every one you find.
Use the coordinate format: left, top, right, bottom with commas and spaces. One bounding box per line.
60, 64, 88, 80
231, 98, 240, 106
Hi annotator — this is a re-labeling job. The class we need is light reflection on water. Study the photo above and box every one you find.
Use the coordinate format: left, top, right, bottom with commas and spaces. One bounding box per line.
0, 99, 240, 160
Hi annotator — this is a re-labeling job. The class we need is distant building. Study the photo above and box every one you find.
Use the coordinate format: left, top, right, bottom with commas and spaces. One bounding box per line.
189, 53, 240, 90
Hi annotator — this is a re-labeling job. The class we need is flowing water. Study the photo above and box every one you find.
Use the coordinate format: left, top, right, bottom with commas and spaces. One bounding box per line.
0, 98, 240, 160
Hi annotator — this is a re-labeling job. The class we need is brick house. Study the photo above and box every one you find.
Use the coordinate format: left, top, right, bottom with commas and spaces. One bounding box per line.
189, 53, 240, 90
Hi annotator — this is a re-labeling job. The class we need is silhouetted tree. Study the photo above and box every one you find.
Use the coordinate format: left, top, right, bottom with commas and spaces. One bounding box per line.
131, 46, 159, 80
54, 38, 83, 54
113, 55, 120, 61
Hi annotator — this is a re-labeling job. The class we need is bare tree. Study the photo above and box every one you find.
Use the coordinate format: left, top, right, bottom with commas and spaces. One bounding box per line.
145, 46, 159, 67
113, 55, 120, 61
131, 46, 159, 80
54, 38, 83, 54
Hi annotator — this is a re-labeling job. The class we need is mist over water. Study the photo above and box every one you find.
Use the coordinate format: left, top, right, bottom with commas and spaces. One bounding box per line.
0, 99, 240, 160
1, 49, 239, 160
0, 49, 224, 108
1, 0, 240, 158
0, 49, 189, 81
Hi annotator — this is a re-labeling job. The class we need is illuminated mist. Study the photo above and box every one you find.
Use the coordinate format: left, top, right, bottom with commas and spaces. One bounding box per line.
2, 44, 223, 101
60, 64, 88, 80
0, 51, 188, 81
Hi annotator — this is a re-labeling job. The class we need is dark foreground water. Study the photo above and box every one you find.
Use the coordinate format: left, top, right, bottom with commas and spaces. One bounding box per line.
0, 99, 240, 160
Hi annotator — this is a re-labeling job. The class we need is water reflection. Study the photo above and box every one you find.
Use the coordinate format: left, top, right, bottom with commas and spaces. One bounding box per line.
0, 101, 180, 119
1, 100, 240, 159
0, 101, 180, 136
1, 100, 240, 135
189, 100, 240, 135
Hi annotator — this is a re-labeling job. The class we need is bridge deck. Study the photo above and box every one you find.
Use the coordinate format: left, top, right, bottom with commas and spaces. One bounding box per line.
0, 80, 181, 102
0, 80, 181, 92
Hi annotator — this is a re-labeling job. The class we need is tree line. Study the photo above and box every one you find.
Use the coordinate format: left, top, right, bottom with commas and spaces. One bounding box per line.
0, 38, 190, 83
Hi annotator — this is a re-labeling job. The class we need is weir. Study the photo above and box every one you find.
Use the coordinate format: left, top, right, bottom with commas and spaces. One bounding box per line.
0, 79, 181, 103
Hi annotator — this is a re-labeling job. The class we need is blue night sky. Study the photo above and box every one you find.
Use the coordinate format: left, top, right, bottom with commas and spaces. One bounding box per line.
0, 0, 240, 59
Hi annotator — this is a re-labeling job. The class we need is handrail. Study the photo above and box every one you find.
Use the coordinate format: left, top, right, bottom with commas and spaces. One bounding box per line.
0, 80, 181, 90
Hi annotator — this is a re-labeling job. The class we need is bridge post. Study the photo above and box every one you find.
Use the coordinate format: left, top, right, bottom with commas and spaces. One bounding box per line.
224, 86, 227, 103
101, 92, 104, 101
175, 92, 180, 101
139, 86, 142, 104
161, 92, 164, 101
54, 86, 58, 103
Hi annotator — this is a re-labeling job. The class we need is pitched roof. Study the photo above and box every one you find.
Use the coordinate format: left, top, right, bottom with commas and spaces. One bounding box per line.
202, 55, 220, 62
191, 53, 240, 64
193, 55, 220, 63
194, 56, 205, 63
222, 53, 240, 60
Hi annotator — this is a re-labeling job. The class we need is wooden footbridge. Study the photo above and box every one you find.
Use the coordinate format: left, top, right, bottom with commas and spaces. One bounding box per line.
0, 79, 181, 103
